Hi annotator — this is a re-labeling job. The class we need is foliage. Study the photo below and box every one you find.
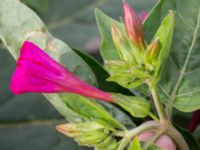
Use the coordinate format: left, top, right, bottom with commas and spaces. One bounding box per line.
0, 0, 200, 149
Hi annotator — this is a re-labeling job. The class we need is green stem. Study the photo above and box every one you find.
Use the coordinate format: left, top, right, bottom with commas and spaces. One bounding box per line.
150, 85, 167, 122
149, 112, 159, 121
115, 122, 159, 150
117, 138, 130, 150
125, 121, 159, 140
166, 126, 189, 150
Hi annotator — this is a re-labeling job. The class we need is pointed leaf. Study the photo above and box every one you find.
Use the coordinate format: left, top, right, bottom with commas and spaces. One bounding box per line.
95, 9, 124, 60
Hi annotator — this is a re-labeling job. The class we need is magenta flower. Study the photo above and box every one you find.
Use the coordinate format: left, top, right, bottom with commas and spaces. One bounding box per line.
123, 2, 145, 48
10, 41, 113, 102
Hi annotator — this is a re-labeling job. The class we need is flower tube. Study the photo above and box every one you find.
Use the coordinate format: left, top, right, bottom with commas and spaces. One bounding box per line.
10, 41, 113, 102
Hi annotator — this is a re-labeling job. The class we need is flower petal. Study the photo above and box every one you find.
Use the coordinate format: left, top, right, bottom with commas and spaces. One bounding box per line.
10, 41, 113, 102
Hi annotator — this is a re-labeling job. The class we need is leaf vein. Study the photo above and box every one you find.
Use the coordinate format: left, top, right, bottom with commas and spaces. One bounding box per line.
166, 9, 200, 116
176, 88, 200, 98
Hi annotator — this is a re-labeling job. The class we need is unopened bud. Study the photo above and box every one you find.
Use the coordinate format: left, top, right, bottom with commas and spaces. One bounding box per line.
56, 123, 80, 137
123, 2, 145, 48
96, 138, 118, 150
56, 122, 104, 137
111, 24, 135, 61
144, 38, 161, 67
96, 136, 112, 149
75, 129, 109, 146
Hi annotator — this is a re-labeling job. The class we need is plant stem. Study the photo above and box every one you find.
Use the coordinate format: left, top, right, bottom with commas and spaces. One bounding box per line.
125, 121, 159, 140
117, 138, 130, 150
149, 112, 159, 121
115, 122, 159, 149
150, 85, 167, 122
166, 126, 189, 150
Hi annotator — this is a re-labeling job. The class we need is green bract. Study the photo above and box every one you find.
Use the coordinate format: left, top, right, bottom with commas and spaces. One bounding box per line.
112, 94, 150, 118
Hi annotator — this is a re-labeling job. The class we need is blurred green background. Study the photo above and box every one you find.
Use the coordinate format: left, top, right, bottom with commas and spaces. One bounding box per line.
0, 0, 157, 149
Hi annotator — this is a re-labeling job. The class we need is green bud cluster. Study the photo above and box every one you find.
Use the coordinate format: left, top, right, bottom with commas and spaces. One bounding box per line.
107, 24, 162, 88
56, 121, 118, 150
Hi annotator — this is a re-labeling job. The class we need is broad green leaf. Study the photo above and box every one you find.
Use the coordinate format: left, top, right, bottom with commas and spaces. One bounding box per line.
144, 0, 200, 112
113, 94, 150, 118
128, 137, 142, 150
21, 0, 49, 14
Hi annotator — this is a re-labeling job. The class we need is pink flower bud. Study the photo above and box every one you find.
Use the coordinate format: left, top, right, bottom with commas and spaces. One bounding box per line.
123, 2, 145, 48
10, 41, 113, 102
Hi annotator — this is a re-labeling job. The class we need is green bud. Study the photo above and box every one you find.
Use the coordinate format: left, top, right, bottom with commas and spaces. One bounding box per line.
75, 129, 109, 146
105, 60, 149, 88
56, 121, 104, 137
96, 137, 118, 150
95, 136, 112, 149
144, 38, 161, 69
111, 24, 137, 62
127, 66, 150, 79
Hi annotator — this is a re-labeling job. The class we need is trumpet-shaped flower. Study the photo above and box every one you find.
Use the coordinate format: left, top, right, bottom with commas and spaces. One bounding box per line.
10, 41, 113, 102
123, 2, 145, 48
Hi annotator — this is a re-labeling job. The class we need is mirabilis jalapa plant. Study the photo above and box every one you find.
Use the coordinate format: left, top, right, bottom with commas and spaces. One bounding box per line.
1, 0, 199, 150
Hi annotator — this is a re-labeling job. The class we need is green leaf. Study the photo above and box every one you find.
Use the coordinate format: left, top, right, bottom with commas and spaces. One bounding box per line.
60, 94, 125, 130
21, 0, 49, 14
113, 94, 150, 118
95, 8, 124, 60
152, 11, 175, 83
144, 0, 200, 112
128, 137, 142, 150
